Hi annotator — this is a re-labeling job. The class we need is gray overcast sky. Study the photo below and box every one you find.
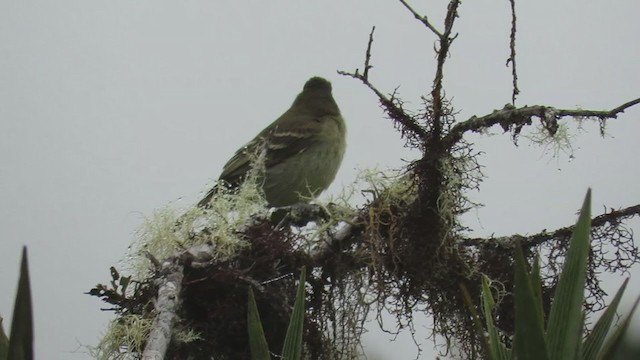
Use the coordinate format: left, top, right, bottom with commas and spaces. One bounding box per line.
1, 1, 639, 359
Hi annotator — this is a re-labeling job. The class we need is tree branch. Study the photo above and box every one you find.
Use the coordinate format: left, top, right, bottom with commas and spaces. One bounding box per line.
461, 204, 640, 249
430, 0, 461, 140
338, 28, 429, 145
398, 0, 443, 38
310, 217, 365, 265
142, 260, 184, 360
442, 98, 640, 148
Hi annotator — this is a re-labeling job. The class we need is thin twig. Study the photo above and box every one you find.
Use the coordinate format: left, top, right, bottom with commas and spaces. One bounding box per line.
506, 0, 520, 104
338, 28, 429, 143
430, 0, 461, 140
363, 26, 375, 80
398, 0, 443, 38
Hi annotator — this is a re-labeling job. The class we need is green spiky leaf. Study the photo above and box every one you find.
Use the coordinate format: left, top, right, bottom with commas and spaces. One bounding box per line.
460, 283, 493, 360
281, 268, 306, 360
247, 287, 270, 360
582, 278, 628, 360
598, 295, 640, 360
480, 276, 510, 360
0, 316, 9, 360
7, 247, 34, 360
513, 241, 549, 360
547, 190, 592, 360
529, 255, 545, 326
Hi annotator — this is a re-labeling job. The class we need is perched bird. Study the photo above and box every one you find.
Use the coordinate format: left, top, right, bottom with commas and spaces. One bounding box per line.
197, 76, 346, 208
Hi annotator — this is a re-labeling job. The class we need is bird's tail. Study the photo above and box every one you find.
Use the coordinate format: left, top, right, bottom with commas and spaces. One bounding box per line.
197, 186, 217, 208
196, 180, 236, 208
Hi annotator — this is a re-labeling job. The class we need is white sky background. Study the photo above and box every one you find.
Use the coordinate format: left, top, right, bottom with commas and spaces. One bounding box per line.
1, 0, 639, 359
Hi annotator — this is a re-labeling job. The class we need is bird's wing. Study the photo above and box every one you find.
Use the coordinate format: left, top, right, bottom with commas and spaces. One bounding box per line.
219, 113, 326, 184
197, 113, 330, 208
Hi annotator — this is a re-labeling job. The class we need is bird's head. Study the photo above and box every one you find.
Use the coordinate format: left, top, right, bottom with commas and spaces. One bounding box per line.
293, 76, 339, 115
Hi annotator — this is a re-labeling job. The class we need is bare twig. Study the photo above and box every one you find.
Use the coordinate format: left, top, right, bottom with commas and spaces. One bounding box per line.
338, 29, 429, 144
398, 0, 443, 38
363, 26, 375, 80
442, 98, 640, 148
340, 1, 462, 149
506, 0, 520, 104
431, 0, 461, 140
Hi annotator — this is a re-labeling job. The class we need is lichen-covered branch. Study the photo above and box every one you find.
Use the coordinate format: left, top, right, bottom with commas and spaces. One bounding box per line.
461, 204, 640, 250
310, 217, 364, 265
443, 99, 640, 148
142, 260, 184, 360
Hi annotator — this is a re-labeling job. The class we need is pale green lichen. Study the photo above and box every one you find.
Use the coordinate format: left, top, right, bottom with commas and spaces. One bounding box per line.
97, 148, 270, 358
91, 316, 202, 359
127, 148, 270, 279
294, 183, 359, 253
173, 327, 202, 344
355, 168, 416, 206
91, 315, 152, 360
525, 122, 575, 158
304, 168, 415, 250
308, 168, 415, 358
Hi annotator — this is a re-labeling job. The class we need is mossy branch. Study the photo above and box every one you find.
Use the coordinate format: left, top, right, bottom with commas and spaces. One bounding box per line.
443, 99, 640, 148
142, 260, 184, 360
462, 204, 640, 250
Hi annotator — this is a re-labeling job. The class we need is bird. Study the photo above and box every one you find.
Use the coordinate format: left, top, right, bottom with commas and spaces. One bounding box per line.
197, 76, 346, 209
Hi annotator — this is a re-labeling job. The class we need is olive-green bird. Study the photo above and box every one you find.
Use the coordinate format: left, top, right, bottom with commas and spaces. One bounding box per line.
197, 76, 346, 208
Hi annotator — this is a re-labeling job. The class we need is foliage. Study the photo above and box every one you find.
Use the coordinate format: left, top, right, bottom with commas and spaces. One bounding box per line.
465, 190, 640, 360
247, 287, 270, 360
0, 248, 34, 360
248, 268, 307, 360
